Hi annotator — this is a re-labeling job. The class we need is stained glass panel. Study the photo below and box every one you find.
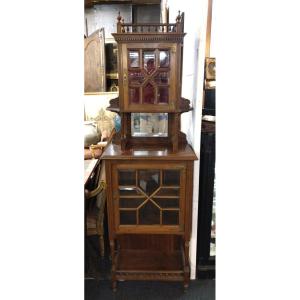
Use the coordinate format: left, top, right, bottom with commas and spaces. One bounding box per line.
129, 71, 145, 84
129, 87, 140, 104
143, 82, 155, 104
154, 72, 169, 84
158, 87, 169, 103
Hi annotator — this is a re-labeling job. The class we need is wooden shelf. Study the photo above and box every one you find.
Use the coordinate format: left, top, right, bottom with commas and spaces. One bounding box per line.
115, 249, 185, 281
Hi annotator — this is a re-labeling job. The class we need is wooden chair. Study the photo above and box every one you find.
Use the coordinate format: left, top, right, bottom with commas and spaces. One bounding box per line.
85, 160, 106, 257
84, 129, 114, 257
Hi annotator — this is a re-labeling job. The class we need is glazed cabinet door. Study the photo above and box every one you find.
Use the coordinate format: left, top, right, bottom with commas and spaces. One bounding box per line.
111, 162, 186, 233
119, 43, 179, 112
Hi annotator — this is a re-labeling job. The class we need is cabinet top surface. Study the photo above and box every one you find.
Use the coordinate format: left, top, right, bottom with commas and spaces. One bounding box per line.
102, 143, 197, 161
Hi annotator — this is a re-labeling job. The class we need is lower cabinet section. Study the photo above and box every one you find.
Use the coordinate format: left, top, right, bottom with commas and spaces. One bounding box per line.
102, 144, 197, 291
111, 235, 189, 289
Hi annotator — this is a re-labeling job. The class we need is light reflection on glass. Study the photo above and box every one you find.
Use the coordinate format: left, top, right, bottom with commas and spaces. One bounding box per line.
131, 113, 168, 137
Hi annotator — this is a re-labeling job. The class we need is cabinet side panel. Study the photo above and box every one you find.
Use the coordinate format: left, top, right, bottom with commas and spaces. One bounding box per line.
104, 160, 115, 241
185, 161, 194, 239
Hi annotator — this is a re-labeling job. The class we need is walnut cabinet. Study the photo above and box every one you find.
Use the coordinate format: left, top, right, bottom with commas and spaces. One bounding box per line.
102, 12, 197, 291
103, 145, 196, 289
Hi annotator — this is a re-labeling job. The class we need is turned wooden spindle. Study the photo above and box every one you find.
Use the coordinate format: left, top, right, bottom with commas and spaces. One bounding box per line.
176, 11, 182, 32
117, 12, 122, 33
121, 18, 125, 33
176, 10, 181, 22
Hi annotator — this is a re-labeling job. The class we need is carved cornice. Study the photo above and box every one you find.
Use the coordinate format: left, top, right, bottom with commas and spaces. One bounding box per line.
112, 33, 185, 43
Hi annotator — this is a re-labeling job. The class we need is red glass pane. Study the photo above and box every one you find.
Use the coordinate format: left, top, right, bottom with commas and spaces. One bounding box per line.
129, 87, 140, 104
143, 51, 156, 74
158, 87, 169, 103
143, 83, 155, 104
129, 71, 145, 84
159, 51, 170, 68
154, 72, 169, 84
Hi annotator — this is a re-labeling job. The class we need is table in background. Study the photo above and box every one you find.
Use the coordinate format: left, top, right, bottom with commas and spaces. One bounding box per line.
84, 159, 99, 186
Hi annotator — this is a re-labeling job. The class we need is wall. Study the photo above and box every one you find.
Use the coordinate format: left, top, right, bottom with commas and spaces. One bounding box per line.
163, 0, 209, 279
84, 92, 118, 120
85, 4, 132, 41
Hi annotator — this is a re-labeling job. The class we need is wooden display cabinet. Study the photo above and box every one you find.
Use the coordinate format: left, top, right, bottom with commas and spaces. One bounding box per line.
102, 12, 197, 291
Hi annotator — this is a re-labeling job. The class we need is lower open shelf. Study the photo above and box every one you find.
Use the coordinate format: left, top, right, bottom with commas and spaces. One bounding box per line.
115, 249, 185, 281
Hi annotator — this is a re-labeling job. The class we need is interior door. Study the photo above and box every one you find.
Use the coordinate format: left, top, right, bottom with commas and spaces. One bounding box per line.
84, 28, 106, 93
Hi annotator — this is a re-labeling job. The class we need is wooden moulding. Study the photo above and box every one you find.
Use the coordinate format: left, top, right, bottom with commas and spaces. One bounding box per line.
106, 97, 193, 114
102, 143, 197, 161
112, 33, 186, 44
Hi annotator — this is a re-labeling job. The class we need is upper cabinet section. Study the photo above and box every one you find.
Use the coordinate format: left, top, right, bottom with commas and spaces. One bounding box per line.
125, 46, 175, 109
112, 12, 186, 113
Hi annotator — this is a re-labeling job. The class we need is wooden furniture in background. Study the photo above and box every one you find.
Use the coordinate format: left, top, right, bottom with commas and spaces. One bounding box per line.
102, 12, 197, 291
197, 120, 215, 278
84, 28, 106, 93
84, 159, 99, 186
85, 130, 114, 258
85, 160, 107, 257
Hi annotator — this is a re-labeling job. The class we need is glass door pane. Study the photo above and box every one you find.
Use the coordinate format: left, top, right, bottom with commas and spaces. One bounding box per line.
129, 51, 140, 68
126, 48, 172, 108
117, 168, 182, 227
159, 50, 170, 68
143, 51, 156, 74
143, 82, 155, 104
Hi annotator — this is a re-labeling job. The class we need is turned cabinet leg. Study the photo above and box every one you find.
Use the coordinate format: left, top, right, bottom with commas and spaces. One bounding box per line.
183, 266, 190, 290
110, 239, 117, 291
183, 239, 190, 289
112, 280, 117, 292
99, 235, 105, 257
